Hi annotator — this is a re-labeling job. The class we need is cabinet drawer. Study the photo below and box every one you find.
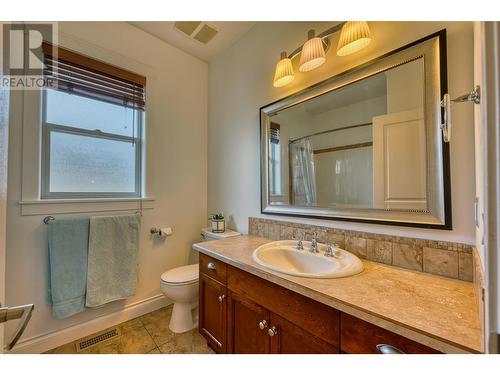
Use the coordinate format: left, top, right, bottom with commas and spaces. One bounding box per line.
340, 313, 440, 354
199, 253, 227, 284
227, 265, 339, 347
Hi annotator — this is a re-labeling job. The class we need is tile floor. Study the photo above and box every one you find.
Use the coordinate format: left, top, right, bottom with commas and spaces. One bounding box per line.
45, 305, 214, 354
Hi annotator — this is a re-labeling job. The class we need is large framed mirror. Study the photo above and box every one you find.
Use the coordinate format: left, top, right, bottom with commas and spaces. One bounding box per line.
260, 30, 451, 229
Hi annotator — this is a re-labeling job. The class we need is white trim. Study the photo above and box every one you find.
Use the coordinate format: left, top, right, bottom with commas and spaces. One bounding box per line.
0, 23, 9, 354
482, 21, 500, 352
8, 294, 171, 354
21, 87, 43, 202
20, 32, 155, 212
41, 103, 143, 200
20, 197, 155, 205
19, 197, 155, 215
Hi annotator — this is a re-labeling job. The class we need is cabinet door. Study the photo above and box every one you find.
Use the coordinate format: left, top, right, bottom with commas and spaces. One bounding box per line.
269, 313, 339, 354
340, 313, 440, 354
199, 273, 226, 353
227, 292, 270, 353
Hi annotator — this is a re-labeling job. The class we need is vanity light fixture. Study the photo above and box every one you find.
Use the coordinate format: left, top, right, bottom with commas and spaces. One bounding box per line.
336, 21, 372, 56
298, 30, 327, 72
272, 21, 373, 88
273, 51, 295, 87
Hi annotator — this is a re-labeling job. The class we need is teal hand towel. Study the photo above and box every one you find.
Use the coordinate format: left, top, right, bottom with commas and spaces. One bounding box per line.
85, 214, 140, 307
48, 218, 89, 319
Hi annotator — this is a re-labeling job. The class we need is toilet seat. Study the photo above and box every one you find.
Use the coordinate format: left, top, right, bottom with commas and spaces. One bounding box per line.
161, 264, 198, 286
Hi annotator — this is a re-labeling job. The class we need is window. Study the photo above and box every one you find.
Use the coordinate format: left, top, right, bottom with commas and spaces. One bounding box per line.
41, 43, 146, 199
269, 122, 281, 196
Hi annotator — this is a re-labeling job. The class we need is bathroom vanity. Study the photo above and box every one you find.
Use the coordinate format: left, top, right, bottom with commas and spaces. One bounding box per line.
194, 236, 482, 354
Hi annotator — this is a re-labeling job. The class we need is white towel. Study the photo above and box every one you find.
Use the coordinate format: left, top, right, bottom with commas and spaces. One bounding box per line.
85, 214, 140, 307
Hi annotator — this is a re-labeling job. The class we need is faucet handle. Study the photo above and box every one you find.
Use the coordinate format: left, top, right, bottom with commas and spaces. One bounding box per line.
324, 243, 340, 257
324, 244, 334, 257
298, 240, 304, 250
308, 231, 320, 253
293, 233, 304, 250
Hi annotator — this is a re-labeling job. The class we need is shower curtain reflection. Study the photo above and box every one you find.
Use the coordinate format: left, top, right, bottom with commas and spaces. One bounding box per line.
290, 138, 317, 206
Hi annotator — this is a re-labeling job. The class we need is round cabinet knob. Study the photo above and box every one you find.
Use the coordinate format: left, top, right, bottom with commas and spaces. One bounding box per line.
218, 294, 225, 302
268, 326, 278, 337
207, 262, 216, 270
258, 320, 268, 330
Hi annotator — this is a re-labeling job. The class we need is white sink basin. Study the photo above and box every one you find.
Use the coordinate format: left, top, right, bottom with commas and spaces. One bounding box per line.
252, 240, 364, 279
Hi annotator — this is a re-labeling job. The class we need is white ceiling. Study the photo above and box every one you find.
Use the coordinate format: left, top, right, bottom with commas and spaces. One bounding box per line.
129, 21, 256, 62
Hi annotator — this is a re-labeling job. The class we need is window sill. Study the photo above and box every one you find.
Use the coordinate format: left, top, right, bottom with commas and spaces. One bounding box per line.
19, 197, 155, 216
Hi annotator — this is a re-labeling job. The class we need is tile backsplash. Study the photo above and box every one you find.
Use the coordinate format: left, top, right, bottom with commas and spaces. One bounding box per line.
248, 217, 473, 282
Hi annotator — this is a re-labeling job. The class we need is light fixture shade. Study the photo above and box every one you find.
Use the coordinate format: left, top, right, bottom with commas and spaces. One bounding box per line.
336, 21, 372, 56
299, 35, 326, 72
273, 52, 294, 87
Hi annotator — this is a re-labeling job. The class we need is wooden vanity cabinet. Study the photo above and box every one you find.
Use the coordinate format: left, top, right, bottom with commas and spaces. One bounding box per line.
226, 291, 339, 354
226, 292, 270, 353
199, 252, 227, 283
269, 312, 340, 354
225, 264, 340, 354
226, 264, 340, 347
340, 313, 440, 354
199, 254, 227, 353
199, 253, 440, 354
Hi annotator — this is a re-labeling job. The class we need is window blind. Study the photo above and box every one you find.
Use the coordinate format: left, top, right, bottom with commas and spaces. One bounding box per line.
270, 122, 280, 144
42, 42, 146, 111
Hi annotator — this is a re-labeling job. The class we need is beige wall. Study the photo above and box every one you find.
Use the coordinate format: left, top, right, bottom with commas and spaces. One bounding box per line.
5, 22, 208, 352
208, 21, 475, 244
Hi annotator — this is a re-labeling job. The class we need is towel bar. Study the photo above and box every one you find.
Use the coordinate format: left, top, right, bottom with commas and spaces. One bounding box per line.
43, 216, 55, 224
43, 211, 142, 224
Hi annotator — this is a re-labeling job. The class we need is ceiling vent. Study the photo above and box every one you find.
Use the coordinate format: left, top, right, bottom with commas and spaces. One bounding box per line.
173, 21, 219, 45
174, 21, 201, 36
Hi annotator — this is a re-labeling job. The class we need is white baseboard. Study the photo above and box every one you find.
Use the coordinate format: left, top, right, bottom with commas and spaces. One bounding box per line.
9, 294, 171, 354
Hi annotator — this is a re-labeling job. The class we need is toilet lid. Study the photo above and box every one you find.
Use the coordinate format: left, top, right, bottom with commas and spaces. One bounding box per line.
161, 264, 198, 284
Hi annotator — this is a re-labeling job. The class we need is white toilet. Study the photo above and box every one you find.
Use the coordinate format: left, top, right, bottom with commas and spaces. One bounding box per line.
160, 228, 240, 333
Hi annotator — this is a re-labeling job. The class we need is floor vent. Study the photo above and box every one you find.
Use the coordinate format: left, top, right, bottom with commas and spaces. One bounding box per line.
75, 328, 120, 352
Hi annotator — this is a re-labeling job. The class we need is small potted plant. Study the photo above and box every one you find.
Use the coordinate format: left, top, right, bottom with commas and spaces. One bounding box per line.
209, 212, 225, 233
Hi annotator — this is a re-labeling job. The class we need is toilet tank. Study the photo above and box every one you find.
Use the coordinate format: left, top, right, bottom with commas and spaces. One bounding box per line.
201, 228, 240, 241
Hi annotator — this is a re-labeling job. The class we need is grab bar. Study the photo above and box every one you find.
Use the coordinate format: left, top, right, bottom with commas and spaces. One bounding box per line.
0, 303, 34, 350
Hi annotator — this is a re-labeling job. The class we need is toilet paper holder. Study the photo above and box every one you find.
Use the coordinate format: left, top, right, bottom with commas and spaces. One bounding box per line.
150, 227, 173, 237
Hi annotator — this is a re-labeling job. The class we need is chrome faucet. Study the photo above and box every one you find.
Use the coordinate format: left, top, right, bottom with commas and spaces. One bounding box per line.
324, 244, 334, 257
324, 243, 340, 257
310, 232, 319, 253
295, 235, 304, 250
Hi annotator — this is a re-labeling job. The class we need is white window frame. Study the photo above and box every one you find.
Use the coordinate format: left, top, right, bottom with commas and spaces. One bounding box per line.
40, 88, 143, 199
17, 35, 154, 216
269, 141, 281, 196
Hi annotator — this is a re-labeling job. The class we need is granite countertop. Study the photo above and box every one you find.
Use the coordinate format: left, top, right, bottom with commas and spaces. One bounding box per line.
193, 235, 483, 354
